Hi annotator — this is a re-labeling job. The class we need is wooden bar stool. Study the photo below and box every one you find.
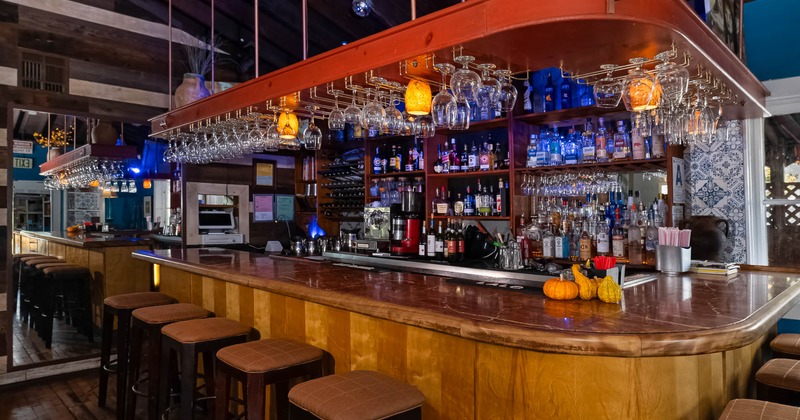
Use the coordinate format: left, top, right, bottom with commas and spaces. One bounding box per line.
12, 253, 45, 309
126, 303, 213, 420
755, 358, 800, 405
214, 339, 324, 420
770, 334, 800, 357
99, 292, 176, 419
288, 370, 425, 420
38, 265, 93, 348
19, 256, 62, 324
719, 398, 800, 419
158, 317, 253, 420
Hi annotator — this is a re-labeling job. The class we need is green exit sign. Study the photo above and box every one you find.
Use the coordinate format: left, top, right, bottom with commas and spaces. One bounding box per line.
13, 157, 33, 169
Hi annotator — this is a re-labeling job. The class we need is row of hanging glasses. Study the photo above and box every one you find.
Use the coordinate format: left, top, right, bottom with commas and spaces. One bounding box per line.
578, 49, 733, 146
520, 172, 621, 197
43, 158, 127, 190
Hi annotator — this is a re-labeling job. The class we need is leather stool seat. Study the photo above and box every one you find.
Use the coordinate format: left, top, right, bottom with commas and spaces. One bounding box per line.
756, 358, 800, 392
217, 339, 323, 373
104, 292, 175, 310
289, 370, 425, 420
719, 398, 800, 419
770, 334, 800, 356
132, 303, 211, 325
43, 265, 91, 276
22, 256, 61, 266
162, 317, 251, 343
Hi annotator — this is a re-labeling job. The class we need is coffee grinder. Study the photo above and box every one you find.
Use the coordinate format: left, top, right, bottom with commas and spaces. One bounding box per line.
390, 190, 423, 255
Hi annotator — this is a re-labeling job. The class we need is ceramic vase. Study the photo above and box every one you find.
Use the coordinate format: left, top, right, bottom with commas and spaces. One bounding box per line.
174, 73, 211, 108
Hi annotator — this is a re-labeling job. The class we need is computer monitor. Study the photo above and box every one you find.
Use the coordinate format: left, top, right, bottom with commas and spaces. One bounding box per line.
198, 210, 235, 230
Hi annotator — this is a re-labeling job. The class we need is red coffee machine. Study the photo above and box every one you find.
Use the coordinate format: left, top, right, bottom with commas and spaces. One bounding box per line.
390, 191, 423, 255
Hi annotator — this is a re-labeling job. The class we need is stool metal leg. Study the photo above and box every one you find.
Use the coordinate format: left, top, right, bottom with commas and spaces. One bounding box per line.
179, 344, 198, 420
116, 312, 132, 420
146, 324, 164, 420
125, 324, 144, 420
214, 363, 232, 420
98, 307, 115, 407
157, 340, 174, 420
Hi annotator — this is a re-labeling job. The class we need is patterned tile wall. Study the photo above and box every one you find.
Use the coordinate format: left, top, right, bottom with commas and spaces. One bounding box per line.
684, 120, 746, 263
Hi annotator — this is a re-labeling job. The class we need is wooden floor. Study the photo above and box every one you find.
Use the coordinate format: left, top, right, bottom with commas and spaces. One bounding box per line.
0, 369, 216, 420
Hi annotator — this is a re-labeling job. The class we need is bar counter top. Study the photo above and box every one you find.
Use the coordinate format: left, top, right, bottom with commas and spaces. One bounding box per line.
133, 248, 800, 357
19, 230, 151, 248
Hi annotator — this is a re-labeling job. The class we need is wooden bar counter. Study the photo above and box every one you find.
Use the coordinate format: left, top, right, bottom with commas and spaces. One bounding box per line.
133, 248, 800, 419
14, 230, 153, 327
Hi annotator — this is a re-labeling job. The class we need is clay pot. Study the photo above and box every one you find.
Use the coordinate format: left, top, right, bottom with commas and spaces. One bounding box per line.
174, 73, 210, 108
683, 215, 729, 261
91, 121, 118, 145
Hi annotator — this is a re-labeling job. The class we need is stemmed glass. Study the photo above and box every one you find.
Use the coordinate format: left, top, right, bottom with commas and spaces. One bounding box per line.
654, 52, 689, 108
450, 55, 481, 99
476, 63, 501, 119
685, 81, 714, 144
384, 88, 404, 135
303, 106, 323, 150
328, 90, 346, 130
711, 96, 728, 142
361, 88, 386, 134
494, 69, 518, 113
622, 58, 657, 113
263, 108, 280, 152
593, 65, 623, 108
344, 88, 362, 125
431, 63, 456, 128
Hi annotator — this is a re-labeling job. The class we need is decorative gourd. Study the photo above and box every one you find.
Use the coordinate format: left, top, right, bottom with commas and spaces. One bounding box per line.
597, 275, 622, 303
572, 264, 597, 300
543, 277, 579, 301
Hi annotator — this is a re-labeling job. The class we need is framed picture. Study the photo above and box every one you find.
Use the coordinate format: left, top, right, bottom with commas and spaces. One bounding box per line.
275, 194, 295, 221
253, 194, 274, 223
253, 159, 276, 188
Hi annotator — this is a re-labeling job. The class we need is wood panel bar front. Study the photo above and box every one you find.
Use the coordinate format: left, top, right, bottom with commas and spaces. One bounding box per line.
135, 249, 800, 419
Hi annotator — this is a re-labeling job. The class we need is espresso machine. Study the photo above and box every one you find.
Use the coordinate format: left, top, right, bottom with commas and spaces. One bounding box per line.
390, 191, 423, 256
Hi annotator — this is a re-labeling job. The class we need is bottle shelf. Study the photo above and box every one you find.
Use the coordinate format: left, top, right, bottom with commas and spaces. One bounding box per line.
428, 168, 510, 178
365, 134, 416, 143
514, 158, 667, 174
513, 105, 628, 126
431, 215, 510, 221
437, 116, 509, 134
198, 204, 236, 209
367, 170, 425, 179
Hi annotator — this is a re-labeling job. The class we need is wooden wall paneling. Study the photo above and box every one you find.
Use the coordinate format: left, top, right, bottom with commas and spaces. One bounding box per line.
0, 25, 18, 68
68, 58, 168, 94
102, 246, 150, 297
303, 302, 351, 374
159, 265, 193, 304
47, 242, 65, 259
201, 276, 215, 314
349, 312, 379, 372
64, 245, 88, 267
252, 288, 272, 338
224, 281, 240, 321
237, 285, 255, 328
213, 278, 227, 317
88, 249, 104, 326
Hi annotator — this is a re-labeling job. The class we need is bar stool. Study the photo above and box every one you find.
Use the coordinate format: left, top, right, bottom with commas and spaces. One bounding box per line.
12, 253, 45, 309
28, 260, 73, 333
99, 292, 176, 419
755, 358, 800, 405
36, 264, 93, 348
288, 370, 425, 420
770, 334, 800, 357
719, 398, 800, 419
159, 317, 253, 420
214, 339, 324, 420
18, 256, 62, 323
126, 303, 213, 420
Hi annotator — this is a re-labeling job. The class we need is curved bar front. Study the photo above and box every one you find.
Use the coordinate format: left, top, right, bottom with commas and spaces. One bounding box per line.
133, 248, 800, 419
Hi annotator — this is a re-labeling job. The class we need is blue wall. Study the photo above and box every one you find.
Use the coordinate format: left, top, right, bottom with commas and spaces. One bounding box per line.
744, 0, 800, 81
104, 179, 153, 230
13, 143, 52, 181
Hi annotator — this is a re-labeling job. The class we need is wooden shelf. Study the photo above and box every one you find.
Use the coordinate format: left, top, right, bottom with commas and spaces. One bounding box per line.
432, 215, 510, 221
199, 204, 236, 208
365, 134, 416, 143
514, 158, 667, 174
513, 105, 628, 126
428, 168, 510, 178
367, 170, 425, 179
437, 116, 509, 134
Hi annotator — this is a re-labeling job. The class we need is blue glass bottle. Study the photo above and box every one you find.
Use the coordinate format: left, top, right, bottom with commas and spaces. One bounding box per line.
563, 129, 579, 165
536, 130, 550, 167
549, 130, 563, 166
560, 73, 572, 109
544, 73, 555, 112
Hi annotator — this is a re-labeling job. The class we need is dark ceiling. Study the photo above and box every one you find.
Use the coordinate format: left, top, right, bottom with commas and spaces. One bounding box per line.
121, 0, 461, 81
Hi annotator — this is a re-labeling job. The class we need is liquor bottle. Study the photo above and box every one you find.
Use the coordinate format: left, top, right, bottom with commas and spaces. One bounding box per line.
454, 193, 465, 216
395, 145, 403, 172
418, 147, 424, 170
419, 225, 428, 258
405, 145, 415, 172
544, 72, 555, 112
542, 224, 555, 259
563, 128, 579, 165
596, 213, 611, 256
595, 118, 608, 163
449, 139, 460, 173
468, 142, 479, 171
389, 145, 397, 172
554, 223, 564, 259
560, 73, 572, 109
426, 217, 437, 259
527, 134, 538, 168
536, 130, 550, 167
579, 221, 593, 260
445, 220, 456, 261
645, 207, 659, 264
435, 221, 445, 261
463, 186, 474, 216
460, 144, 469, 172
433, 145, 444, 173
479, 143, 491, 171
569, 221, 581, 261
501, 143, 510, 169
446, 189, 454, 216
561, 221, 571, 259
432, 188, 441, 215
582, 118, 596, 163
496, 178, 507, 217
652, 128, 666, 159
612, 120, 631, 161
526, 217, 544, 259
373, 146, 382, 175
612, 207, 628, 262
435, 186, 450, 215
631, 124, 646, 160
657, 194, 667, 223
456, 222, 465, 262
549, 130, 563, 166
441, 142, 450, 173
412, 140, 421, 170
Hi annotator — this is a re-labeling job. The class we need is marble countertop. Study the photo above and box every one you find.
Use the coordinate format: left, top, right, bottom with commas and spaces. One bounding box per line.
133, 248, 800, 357
19, 230, 151, 248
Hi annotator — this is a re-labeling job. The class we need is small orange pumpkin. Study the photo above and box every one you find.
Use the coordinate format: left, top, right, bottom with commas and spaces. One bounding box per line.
543, 277, 579, 301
